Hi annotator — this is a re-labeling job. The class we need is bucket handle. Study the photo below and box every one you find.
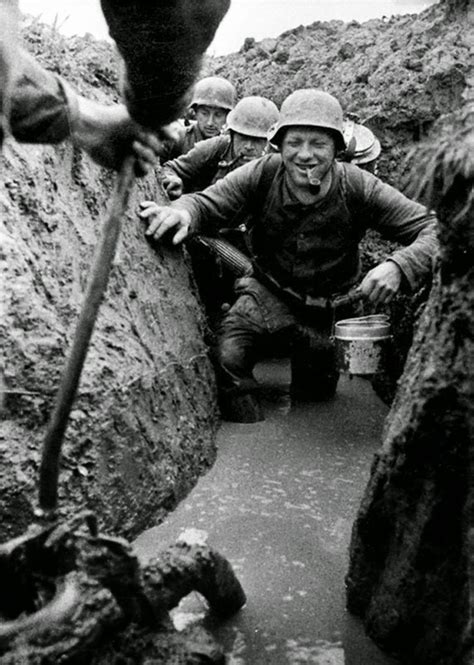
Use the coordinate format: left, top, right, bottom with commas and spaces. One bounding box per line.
335, 314, 390, 326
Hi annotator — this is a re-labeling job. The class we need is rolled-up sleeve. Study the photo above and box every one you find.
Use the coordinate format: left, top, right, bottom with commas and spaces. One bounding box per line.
173, 156, 267, 235
362, 172, 439, 290
9, 49, 78, 143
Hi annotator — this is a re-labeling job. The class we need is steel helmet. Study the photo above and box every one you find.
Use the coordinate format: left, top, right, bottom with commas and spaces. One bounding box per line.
189, 76, 237, 111
268, 89, 345, 150
343, 119, 381, 164
226, 96, 280, 138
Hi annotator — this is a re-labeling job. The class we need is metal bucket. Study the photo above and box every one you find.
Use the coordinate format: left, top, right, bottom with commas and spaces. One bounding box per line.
334, 314, 391, 376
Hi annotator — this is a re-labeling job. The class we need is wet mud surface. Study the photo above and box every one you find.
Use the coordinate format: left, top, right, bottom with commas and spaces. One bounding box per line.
135, 361, 399, 664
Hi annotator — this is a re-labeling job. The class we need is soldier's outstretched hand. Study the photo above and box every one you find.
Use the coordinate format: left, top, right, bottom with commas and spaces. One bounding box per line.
139, 202, 192, 245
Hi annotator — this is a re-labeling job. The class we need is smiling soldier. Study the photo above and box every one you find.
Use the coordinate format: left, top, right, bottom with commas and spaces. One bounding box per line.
140, 89, 438, 423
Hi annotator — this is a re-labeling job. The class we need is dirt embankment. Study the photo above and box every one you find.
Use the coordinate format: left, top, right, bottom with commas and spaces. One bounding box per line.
0, 19, 218, 542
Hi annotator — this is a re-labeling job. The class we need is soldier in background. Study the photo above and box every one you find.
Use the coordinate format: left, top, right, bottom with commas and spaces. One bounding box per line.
342, 117, 381, 174
153, 96, 279, 325
160, 96, 279, 198
161, 76, 237, 161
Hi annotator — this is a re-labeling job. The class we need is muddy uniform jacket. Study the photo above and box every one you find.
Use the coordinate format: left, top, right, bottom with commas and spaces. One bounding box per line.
174, 154, 438, 299
162, 134, 247, 193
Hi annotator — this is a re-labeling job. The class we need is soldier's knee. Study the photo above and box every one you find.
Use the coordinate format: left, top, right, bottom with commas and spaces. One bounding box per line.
217, 336, 244, 375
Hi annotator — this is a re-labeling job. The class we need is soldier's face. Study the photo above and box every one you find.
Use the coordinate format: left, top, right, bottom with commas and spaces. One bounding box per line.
195, 105, 228, 137
233, 132, 267, 161
281, 127, 336, 192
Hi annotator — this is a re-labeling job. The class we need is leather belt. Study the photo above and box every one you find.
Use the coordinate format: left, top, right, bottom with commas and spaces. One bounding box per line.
252, 264, 362, 311
253, 265, 331, 310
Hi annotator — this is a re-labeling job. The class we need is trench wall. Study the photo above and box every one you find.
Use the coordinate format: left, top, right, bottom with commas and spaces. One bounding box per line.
0, 136, 218, 541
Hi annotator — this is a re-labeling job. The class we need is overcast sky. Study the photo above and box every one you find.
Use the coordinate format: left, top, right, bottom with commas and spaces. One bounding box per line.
19, 0, 438, 55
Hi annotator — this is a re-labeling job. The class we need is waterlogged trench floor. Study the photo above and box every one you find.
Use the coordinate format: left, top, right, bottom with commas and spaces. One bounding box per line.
135, 360, 399, 664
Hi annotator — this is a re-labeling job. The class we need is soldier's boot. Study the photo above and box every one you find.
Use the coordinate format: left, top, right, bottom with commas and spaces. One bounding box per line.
219, 391, 264, 423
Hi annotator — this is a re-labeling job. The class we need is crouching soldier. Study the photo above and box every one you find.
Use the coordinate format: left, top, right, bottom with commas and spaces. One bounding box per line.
140, 89, 438, 423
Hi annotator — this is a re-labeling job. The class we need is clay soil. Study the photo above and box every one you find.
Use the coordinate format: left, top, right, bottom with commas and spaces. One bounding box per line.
1, 19, 219, 542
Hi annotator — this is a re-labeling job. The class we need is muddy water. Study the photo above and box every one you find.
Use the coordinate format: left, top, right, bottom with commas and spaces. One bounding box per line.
135, 360, 399, 664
